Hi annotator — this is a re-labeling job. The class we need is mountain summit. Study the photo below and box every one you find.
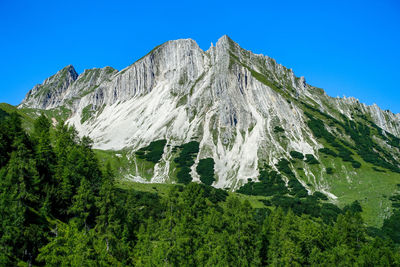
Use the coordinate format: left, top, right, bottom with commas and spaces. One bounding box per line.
18, 36, 400, 225
22, 64, 78, 109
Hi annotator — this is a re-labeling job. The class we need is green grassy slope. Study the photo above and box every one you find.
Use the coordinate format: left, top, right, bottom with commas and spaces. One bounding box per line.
0, 103, 35, 129
290, 153, 399, 226
95, 138, 400, 227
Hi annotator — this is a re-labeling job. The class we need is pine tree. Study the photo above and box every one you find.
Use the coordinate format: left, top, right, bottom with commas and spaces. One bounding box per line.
332, 211, 366, 250
0, 113, 26, 168
267, 209, 303, 266
95, 163, 122, 259
224, 197, 261, 266
0, 132, 46, 265
37, 221, 97, 266
32, 114, 57, 216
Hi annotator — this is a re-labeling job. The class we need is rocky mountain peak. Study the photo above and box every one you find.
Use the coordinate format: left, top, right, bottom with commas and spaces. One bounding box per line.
20, 64, 79, 109
216, 34, 232, 46
43, 64, 78, 85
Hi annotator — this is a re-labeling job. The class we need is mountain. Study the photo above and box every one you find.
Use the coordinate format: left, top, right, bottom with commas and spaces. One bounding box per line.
18, 35, 400, 225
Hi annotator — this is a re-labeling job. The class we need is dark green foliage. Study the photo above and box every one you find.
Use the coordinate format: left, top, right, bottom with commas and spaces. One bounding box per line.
313, 191, 329, 200
305, 112, 336, 142
0, 114, 50, 265
343, 200, 363, 214
0, 108, 9, 121
320, 203, 343, 223
290, 150, 304, 160
326, 167, 334, 174
0, 113, 26, 168
174, 141, 199, 166
306, 107, 400, 172
176, 166, 192, 184
135, 185, 262, 266
382, 192, 400, 244
270, 196, 311, 216
389, 194, 400, 203
274, 126, 285, 133
305, 113, 368, 169
198, 183, 228, 203
196, 158, 215, 185
372, 167, 386, 172
253, 208, 271, 224
237, 169, 288, 197
0, 115, 114, 265
287, 178, 308, 197
238, 171, 339, 224
241, 159, 308, 198
52, 125, 103, 222
340, 118, 399, 172
382, 210, 400, 244
337, 145, 354, 161
385, 131, 400, 149
319, 147, 338, 157
0, 135, 45, 264
135, 139, 167, 163
276, 158, 295, 178
269, 194, 342, 225
352, 160, 361, 168
274, 158, 309, 197
174, 141, 200, 184
305, 154, 319, 164
260, 199, 272, 206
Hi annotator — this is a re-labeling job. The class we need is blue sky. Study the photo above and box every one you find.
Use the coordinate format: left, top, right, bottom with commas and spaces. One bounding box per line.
0, 0, 399, 113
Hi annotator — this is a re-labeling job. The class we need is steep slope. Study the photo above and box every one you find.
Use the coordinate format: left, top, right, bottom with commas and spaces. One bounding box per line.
19, 35, 400, 225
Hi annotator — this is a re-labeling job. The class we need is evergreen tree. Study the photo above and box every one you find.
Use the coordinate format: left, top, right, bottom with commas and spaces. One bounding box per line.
0, 113, 26, 168
267, 209, 304, 266
382, 210, 400, 244
224, 197, 261, 266
32, 114, 57, 216
332, 211, 366, 250
95, 163, 126, 261
37, 221, 97, 266
0, 131, 46, 265
52, 122, 79, 218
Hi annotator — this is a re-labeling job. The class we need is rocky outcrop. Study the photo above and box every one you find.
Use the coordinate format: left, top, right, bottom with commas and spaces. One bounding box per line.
20, 65, 78, 109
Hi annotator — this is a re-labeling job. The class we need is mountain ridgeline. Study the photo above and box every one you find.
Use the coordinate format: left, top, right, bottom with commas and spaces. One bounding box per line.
15, 35, 400, 227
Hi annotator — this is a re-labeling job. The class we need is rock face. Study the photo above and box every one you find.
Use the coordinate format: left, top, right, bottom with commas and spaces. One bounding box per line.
19, 35, 400, 191
21, 65, 79, 109
20, 65, 117, 110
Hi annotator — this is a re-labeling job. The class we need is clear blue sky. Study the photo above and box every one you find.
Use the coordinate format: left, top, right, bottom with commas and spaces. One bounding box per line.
1, 0, 399, 113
